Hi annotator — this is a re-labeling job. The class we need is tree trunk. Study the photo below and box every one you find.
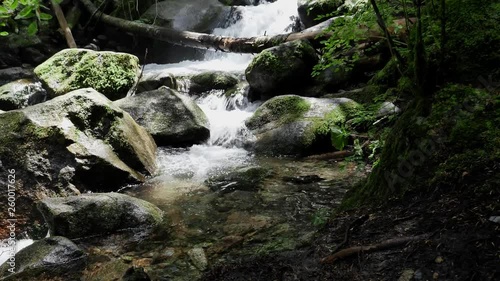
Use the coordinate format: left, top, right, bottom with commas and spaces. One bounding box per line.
79, 0, 412, 54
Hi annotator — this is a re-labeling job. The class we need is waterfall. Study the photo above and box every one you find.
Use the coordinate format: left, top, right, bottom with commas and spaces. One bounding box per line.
149, 0, 298, 183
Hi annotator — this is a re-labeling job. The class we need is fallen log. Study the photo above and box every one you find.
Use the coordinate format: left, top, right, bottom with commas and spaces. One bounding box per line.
79, 0, 414, 54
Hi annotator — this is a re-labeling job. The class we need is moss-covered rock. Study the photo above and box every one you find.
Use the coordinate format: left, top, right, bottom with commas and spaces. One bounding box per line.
114, 87, 210, 146
37, 193, 163, 239
0, 79, 46, 110
246, 95, 361, 155
245, 40, 318, 96
137, 71, 178, 93
34, 49, 140, 100
0, 236, 87, 280
0, 88, 157, 237
189, 71, 239, 94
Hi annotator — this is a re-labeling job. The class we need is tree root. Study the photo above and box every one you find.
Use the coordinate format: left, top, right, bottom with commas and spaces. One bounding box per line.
320, 234, 428, 264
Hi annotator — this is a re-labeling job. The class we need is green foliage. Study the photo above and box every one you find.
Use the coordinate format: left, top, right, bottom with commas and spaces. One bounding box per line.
312, 1, 395, 77
0, 0, 58, 36
311, 208, 331, 227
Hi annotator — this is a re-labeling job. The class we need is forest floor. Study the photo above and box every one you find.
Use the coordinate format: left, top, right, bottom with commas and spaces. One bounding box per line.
201, 166, 500, 281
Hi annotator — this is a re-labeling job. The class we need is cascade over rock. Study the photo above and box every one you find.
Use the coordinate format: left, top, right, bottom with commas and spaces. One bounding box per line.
245, 40, 318, 97
114, 87, 210, 146
0, 236, 87, 280
0, 88, 156, 235
34, 49, 140, 100
37, 193, 163, 239
246, 95, 361, 155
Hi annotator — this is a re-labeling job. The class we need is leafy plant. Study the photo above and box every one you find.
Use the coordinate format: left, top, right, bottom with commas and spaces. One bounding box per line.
0, 0, 59, 36
329, 124, 350, 150
312, 208, 330, 227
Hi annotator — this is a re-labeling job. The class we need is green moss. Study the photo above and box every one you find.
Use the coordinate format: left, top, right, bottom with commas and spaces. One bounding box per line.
34, 49, 139, 99
303, 101, 361, 146
246, 50, 285, 74
246, 95, 310, 129
190, 71, 238, 93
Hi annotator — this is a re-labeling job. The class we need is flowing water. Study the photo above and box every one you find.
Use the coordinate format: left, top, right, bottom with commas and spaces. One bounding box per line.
98, 1, 365, 280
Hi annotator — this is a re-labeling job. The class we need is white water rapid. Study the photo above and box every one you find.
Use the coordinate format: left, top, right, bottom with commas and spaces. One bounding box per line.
147, 0, 298, 187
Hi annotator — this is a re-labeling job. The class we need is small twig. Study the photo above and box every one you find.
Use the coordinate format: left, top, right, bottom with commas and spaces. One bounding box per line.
320, 234, 428, 264
127, 48, 148, 96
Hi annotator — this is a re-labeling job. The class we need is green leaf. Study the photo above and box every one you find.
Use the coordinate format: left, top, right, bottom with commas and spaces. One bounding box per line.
330, 126, 349, 151
27, 20, 37, 35
16, 6, 32, 18
0, 7, 9, 14
38, 12, 51, 20
19, 0, 27, 5
10, 0, 19, 10
0, 31, 8, 36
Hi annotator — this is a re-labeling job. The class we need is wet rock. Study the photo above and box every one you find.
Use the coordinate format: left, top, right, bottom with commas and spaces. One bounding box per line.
377, 101, 401, 117
0, 236, 87, 280
137, 72, 178, 93
114, 87, 210, 146
246, 95, 361, 156
0, 79, 47, 110
297, 0, 344, 28
206, 166, 272, 193
38, 193, 163, 239
0, 67, 34, 85
34, 48, 140, 100
189, 71, 239, 94
223, 212, 273, 236
0, 88, 157, 235
245, 40, 318, 97
187, 248, 208, 271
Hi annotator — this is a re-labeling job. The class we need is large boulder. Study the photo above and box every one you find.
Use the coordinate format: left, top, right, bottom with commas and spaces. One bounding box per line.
34, 49, 140, 100
37, 193, 163, 239
245, 40, 318, 97
0, 236, 87, 280
114, 87, 210, 146
0, 79, 46, 110
0, 88, 156, 237
245, 95, 361, 156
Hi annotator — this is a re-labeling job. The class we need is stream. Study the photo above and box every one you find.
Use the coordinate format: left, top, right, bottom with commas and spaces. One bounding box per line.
102, 1, 364, 280
1, 0, 367, 279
